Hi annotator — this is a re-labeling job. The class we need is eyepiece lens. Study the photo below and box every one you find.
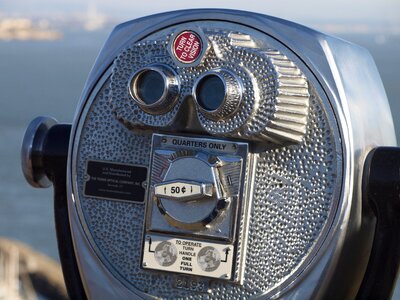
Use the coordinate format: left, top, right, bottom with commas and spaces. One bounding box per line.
195, 75, 225, 111
135, 70, 165, 105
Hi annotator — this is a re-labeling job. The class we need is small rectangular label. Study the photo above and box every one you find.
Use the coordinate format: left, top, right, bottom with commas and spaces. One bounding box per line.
159, 135, 240, 154
84, 160, 147, 203
142, 234, 233, 280
173, 275, 209, 292
154, 181, 207, 200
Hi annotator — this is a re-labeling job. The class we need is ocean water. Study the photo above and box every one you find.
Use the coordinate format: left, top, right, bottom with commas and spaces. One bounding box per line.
0, 29, 109, 259
0, 28, 399, 279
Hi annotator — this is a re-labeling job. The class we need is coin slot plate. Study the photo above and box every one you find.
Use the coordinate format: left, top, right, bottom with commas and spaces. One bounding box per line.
142, 134, 249, 283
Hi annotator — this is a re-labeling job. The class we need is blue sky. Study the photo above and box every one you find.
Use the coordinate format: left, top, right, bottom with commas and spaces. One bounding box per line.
1, 0, 399, 26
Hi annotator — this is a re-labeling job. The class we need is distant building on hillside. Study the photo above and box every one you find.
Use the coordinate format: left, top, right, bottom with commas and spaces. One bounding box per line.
0, 18, 62, 41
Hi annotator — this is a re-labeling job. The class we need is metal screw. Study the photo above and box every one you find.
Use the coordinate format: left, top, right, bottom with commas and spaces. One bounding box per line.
143, 262, 148, 267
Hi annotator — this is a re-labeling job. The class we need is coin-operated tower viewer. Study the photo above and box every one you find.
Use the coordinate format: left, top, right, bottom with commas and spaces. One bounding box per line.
21, 9, 400, 300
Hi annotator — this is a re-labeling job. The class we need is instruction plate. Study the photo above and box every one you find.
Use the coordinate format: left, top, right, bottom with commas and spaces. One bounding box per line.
142, 234, 234, 280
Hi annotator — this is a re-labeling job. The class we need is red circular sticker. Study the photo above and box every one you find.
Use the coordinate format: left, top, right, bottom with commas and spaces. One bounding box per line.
172, 31, 202, 64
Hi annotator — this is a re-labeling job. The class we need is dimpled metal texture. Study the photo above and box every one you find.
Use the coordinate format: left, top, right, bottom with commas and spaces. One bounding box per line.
109, 30, 259, 132
75, 25, 342, 299
110, 39, 181, 128
76, 82, 341, 299
198, 33, 309, 145
110, 27, 309, 144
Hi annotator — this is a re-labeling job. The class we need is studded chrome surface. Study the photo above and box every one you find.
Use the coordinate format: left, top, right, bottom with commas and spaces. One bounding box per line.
73, 22, 342, 299
110, 26, 309, 144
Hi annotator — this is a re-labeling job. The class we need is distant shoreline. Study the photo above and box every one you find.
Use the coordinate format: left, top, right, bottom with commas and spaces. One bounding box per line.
0, 18, 62, 41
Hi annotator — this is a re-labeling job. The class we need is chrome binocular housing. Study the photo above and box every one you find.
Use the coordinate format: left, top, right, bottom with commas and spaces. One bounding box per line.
21, 9, 399, 300
111, 23, 310, 144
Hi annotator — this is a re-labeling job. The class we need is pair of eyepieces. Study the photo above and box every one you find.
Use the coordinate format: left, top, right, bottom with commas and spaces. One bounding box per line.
128, 64, 242, 120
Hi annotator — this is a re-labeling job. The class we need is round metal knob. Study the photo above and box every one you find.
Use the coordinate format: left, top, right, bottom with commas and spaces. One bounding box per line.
193, 68, 243, 121
154, 154, 230, 231
21, 116, 57, 188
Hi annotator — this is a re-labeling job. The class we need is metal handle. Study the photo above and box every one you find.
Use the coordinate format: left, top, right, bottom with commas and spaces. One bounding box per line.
21, 116, 58, 188
154, 180, 214, 201
21, 116, 86, 299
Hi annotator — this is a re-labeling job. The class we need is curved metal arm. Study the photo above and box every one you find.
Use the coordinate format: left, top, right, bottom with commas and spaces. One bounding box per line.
357, 147, 400, 300
21, 117, 87, 300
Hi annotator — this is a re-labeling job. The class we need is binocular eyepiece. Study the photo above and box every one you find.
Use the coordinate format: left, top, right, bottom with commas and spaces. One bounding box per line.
21, 9, 400, 300
111, 27, 309, 145
128, 65, 180, 114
